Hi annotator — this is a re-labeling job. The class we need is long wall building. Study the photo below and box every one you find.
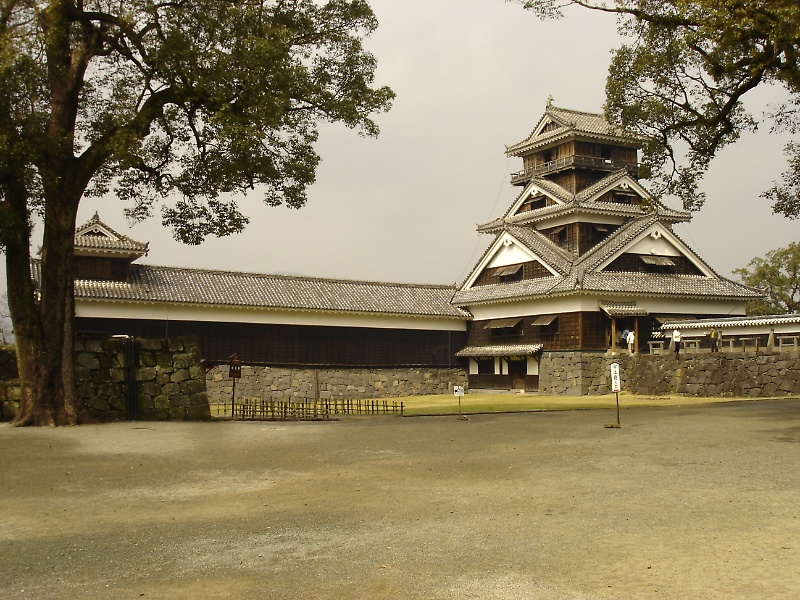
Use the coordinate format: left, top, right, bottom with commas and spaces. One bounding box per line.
57, 103, 761, 397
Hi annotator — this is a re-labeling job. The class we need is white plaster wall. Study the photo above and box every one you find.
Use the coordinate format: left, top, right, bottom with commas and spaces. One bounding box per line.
527, 356, 539, 375
467, 296, 746, 323
637, 298, 746, 316
533, 212, 624, 230
468, 297, 599, 321
76, 300, 468, 331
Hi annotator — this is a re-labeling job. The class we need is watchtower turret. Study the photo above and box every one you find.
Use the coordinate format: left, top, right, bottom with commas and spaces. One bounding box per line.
505, 105, 640, 194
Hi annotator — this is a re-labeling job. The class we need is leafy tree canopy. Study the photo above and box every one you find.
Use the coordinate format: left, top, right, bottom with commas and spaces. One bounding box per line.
1, 0, 394, 245
518, 0, 800, 216
734, 242, 800, 315
0, 0, 393, 426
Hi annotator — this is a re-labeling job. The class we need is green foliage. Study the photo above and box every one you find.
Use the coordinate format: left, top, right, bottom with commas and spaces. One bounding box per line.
518, 0, 800, 217
733, 242, 800, 315
0, 0, 394, 244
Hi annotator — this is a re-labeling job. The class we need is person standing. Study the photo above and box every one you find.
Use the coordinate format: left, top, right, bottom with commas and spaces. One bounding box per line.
709, 327, 720, 352
673, 328, 682, 354
627, 329, 636, 353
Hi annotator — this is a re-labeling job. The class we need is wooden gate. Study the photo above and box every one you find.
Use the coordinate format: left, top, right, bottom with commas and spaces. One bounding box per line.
211, 397, 404, 420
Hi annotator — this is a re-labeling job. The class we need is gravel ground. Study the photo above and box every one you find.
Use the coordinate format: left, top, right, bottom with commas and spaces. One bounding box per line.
1, 399, 800, 599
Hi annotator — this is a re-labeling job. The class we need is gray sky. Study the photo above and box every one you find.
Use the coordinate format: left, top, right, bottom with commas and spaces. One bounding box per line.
2, 0, 798, 302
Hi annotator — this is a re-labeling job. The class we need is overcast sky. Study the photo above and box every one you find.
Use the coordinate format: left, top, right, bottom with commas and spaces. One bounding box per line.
2, 0, 798, 302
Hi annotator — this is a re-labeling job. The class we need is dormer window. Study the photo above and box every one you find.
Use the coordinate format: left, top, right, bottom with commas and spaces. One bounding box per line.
547, 225, 567, 246
640, 255, 676, 273
496, 264, 523, 282
598, 190, 640, 205
531, 314, 559, 335
520, 196, 548, 212
484, 318, 523, 338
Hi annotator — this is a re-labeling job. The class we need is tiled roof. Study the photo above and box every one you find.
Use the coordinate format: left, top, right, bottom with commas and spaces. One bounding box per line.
457, 197, 760, 308
65, 263, 469, 319
452, 272, 758, 306
599, 301, 648, 317
516, 178, 574, 209
452, 277, 561, 305
74, 213, 149, 256
476, 173, 687, 234
455, 343, 544, 358
504, 225, 574, 274
575, 172, 689, 222
553, 272, 759, 298
506, 105, 640, 156
573, 216, 659, 272
659, 314, 800, 331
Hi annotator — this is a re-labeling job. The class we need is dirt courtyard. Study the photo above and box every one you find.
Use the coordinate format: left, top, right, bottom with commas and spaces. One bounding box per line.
2, 399, 800, 599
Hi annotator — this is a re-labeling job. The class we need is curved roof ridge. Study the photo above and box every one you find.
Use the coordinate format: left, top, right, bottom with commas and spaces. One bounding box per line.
574, 215, 659, 272
575, 169, 632, 203
128, 262, 458, 290
74, 212, 149, 256
504, 224, 574, 275
68, 262, 469, 318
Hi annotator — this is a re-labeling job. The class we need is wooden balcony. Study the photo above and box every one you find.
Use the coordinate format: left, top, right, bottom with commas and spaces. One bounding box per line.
510, 155, 640, 185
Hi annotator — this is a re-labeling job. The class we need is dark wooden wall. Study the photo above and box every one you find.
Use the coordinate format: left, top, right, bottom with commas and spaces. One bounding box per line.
466, 311, 611, 352
472, 260, 554, 287
75, 257, 131, 281
76, 317, 467, 368
604, 253, 704, 276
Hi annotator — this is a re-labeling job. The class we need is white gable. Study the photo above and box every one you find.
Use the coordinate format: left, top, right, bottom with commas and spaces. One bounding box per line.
582, 174, 650, 204
464, 232, 559, 289
487, 237, 536, 268
628, 231, 681, 257
532, 115, 560, 138
78, 225, 116, 239
598, 224, 715, 276
507, 181, 564, 216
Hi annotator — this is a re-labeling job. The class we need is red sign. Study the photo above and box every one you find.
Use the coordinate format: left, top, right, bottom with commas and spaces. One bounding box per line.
228, 353, 241, 379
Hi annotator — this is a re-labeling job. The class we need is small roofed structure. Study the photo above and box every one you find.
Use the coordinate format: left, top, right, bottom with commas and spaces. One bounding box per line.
659, 314, 800, 353
72, 212, 149, 282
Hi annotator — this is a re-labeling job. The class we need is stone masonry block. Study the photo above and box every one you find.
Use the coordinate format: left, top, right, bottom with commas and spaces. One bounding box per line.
138, 338, 163, 351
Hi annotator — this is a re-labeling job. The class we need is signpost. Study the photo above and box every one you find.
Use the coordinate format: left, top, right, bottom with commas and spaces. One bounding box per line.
606, 362, 621, 428
229, 353, 241, 417
453, 385, 467, 420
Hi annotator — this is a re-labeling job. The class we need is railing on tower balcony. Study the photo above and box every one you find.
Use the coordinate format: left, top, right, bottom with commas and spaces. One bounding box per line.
510, 155, 640, 184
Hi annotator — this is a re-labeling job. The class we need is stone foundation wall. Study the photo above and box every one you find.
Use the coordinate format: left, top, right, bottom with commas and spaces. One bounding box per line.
1, 336, 210, 422
75, 335, 210, 422
206, 365, 467, 403
539, 352, 606, 396
0, 346, 20, 420
540, 350, 800, 397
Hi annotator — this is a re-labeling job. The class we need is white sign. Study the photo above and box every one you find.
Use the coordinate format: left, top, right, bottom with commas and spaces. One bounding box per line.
610, 363, 621, 393
453, 385, 465, 397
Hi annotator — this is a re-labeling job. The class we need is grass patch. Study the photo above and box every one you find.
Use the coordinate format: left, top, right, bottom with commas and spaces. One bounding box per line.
397, 392, 775, 416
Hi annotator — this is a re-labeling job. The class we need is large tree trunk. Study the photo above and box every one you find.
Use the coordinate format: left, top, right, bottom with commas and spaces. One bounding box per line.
9, 2, 88, 426
10, 196, 81, 427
